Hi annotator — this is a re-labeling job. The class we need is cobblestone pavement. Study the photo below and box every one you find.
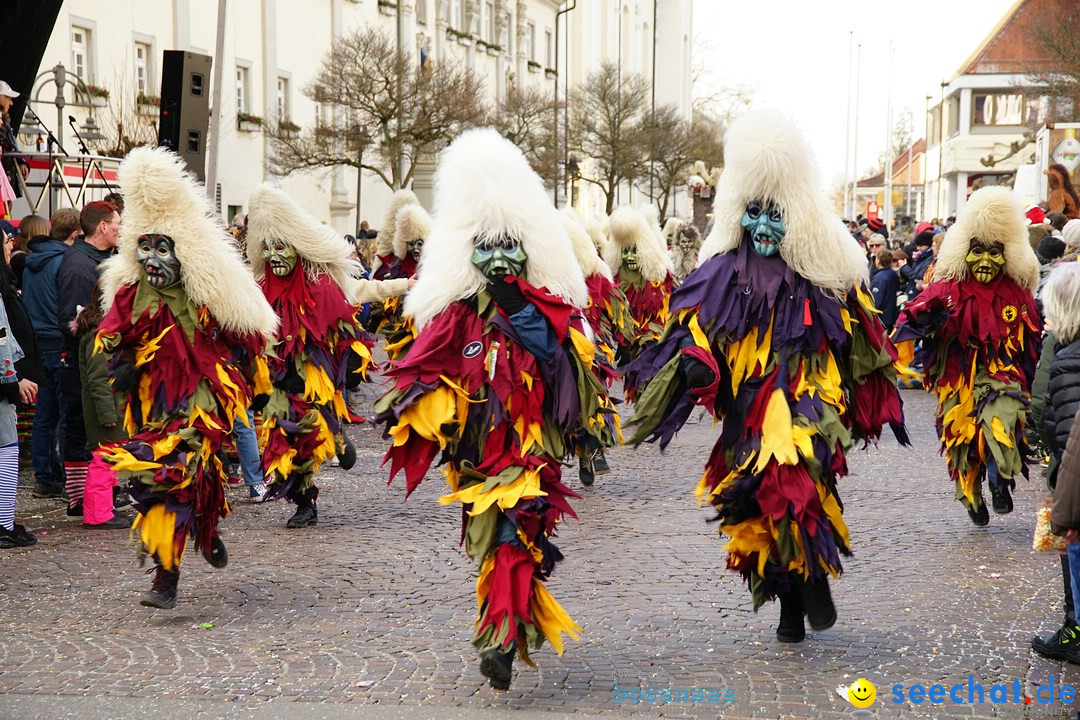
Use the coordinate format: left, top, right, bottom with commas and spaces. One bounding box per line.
2, 386, 1079, 719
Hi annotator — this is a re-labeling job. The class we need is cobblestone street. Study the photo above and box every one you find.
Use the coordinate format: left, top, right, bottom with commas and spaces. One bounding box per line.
1, 388, 1078, 719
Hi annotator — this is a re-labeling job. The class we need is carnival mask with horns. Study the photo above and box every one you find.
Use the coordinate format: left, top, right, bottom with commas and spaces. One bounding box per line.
263, 238, 299, 277
471, 234, 527, 279
136, 234, 181, 289
966, 238, 1004, 283
741, 200, 786, 257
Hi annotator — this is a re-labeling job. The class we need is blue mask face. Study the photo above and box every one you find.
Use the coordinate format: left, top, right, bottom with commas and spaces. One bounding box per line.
741, 201, 786, 257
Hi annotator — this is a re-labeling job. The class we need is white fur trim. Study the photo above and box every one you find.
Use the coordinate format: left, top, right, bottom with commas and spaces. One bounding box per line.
392, 203, 432, 259
698, 109, 868, 293
371, 189, 420, 274
561, 208, 612, 280
933, 185, 1039, 292
100, 147, 277, 337
604, 205, 673, 282
404, 128, 587, 329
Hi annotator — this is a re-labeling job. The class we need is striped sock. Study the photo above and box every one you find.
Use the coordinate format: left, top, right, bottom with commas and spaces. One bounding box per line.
0, 442, 18, 530
64, 461, 89, 508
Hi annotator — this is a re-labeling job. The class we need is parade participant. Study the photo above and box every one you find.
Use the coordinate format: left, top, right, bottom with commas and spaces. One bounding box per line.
374, 128, 615, 690
369, 189, 420, 281
604, 205, 674, 367
893, 186, 1041, 526
246, 183, 411, 528
380, 203, 431, 359
669, 220, 702, 283
97, 147, 277, 609
626, 109, 907, 643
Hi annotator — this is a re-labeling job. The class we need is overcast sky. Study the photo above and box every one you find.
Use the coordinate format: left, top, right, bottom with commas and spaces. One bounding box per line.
692, 0, 1019, 188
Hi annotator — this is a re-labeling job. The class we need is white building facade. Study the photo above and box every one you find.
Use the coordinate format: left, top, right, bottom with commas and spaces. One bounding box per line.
27, 0, 691, 229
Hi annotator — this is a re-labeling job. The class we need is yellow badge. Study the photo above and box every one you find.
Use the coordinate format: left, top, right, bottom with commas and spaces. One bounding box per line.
1002, 305, 1018, 323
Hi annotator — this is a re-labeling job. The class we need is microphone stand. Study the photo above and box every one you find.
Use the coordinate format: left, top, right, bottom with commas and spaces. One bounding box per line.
68, 115, 114, 195
22, 103, 68, 216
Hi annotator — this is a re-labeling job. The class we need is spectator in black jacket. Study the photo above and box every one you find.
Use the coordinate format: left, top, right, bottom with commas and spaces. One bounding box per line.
869, 248, 900, 330
898, 231, 936, 298
54, 201, 119, 515
1034, 262, 1080, 662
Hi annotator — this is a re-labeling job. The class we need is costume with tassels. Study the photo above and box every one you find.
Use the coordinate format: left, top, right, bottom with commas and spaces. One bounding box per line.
95, 147, 278, 609
370, 189, 420, 281
373, 129, 615, 690
380, 204, 431, 359
605, 207, 674, 368
246, 184, 408, 528
626, 111, 908, 643
893, 186, 1041, 526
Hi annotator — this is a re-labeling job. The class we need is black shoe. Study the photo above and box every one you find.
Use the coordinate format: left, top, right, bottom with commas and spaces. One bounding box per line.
31, 482, 63, 499
139, 566, 179, 609
579, 452, 595, 487
990, 485, 1013, 514
286, 504, 318, 528
593, 448, 610, 475
201, 535, 228, 568
801, 579, 837, 632
113, 488, 134, 510
337, 436, 357, 471
1032, 623, 1080, 663
479, 646, 515, 690
0, 523, 37, 547
776, 590, 805, 643
967, 502, 990, 526
66, 500, 84, 517
83, 511, 133, 529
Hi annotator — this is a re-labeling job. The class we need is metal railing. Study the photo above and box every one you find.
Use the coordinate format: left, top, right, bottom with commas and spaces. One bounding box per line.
6, 151, 120, 218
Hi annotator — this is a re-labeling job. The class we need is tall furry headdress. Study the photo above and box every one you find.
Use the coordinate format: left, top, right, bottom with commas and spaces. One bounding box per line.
661, 217, 683, 245
404, 128, 587, 329
604, 205, 674, 282
933, 185, 1039, 292
561, 207, 612, 280
371, 189, 419, 273
585, 217, 610, 258
246, 183, 366, 302
392, 203, 432, 259
671, 221, 702, 279
99, 147, 277, 337
698, 109, 868, 293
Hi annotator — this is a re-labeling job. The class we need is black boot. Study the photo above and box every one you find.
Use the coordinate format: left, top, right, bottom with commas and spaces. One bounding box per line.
1033, 555, 1079, 654
1032, 623, 1080, 663
139, 566, 179, 609
337, 436, 357, 471
966, 500, 990, 527
201, 535, 229, 568
593, 447, 610, 474
479, 644, 515, 690
776, 590, 805, 643
66, 500, 83, 517
801, 578, 837, 632
579, 452, 595, 487
286, 487, 318, 528
990, 484, 1013, 514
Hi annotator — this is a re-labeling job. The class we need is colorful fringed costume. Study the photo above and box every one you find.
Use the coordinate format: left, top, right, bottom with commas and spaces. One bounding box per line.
628, 110, 907, 642
892, 186, 1042, 523
375, 128, 613, 690
627, 242, 907, 607
96, 147, 278, 609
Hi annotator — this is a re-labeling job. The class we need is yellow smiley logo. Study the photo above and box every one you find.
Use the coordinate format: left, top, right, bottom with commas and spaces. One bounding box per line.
848, 678, 876, 708
1002, 305, 1018, 323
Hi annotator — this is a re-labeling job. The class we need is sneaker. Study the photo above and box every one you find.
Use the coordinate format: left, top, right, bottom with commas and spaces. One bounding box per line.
327, 456, 341, 468
0, 523, 37, 547
227, 475, 244, 486
967, 502, 990, 527
84, 512, 134, 529
1032, 623, 1080, 663
990, 485, 1013, 514
248, 481, 268, 503
31, 482, 63, 499
1041, 455, 1052, 468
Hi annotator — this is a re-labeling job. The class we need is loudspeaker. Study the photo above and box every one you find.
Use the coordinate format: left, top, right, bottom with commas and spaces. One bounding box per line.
158, 50, 212, 182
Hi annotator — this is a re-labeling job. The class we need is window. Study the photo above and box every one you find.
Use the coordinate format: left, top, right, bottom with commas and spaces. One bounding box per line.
276, 77, 289, 120
451, 0, 463, 29
545, 29, 553, 67
417, 0, 427, 25
486, 2, 495, 41
527, 22, 536, 62
135, 42, 150, 96
972, 92, 1024, 126
72, 27, 90, 82
235, 66, 249, 114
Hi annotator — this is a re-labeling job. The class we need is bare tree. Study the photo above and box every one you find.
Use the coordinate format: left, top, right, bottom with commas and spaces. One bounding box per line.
640, 104, 694, 218
268, 27, 489, 189
491, 84, 562, 188
98, 63, 158, 158
1026, 3, 1080, 123
569, 62, 649, 214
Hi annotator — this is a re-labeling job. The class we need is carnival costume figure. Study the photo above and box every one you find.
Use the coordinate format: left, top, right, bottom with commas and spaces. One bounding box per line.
669, 219, 703, 283
370, 189, 420, 281
626, 110, 908, 643
97, 147, 278, 609
381, 203, 432, 359
246, 184, 410, 528
374, 129, 616, 690
893, 186, 1041, 526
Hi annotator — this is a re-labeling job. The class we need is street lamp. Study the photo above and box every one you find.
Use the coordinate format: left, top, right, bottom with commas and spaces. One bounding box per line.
353, 124, 372, 237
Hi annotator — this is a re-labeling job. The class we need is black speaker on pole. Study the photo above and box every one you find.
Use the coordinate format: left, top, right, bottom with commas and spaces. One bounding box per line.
158, 50, 212, 182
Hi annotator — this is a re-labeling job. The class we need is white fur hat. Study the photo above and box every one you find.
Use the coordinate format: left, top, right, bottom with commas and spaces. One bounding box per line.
100, 147, 277, 337
246, 182, 366, 303
561, 207, 612, 280
698, 109, 868, 293
1063, 218, 1080, 251
392, 203, 432, 259
933, 185, 1039, 292
404, 128, 587, 329
371, 189, 420, 274
604, 205, 674, 282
